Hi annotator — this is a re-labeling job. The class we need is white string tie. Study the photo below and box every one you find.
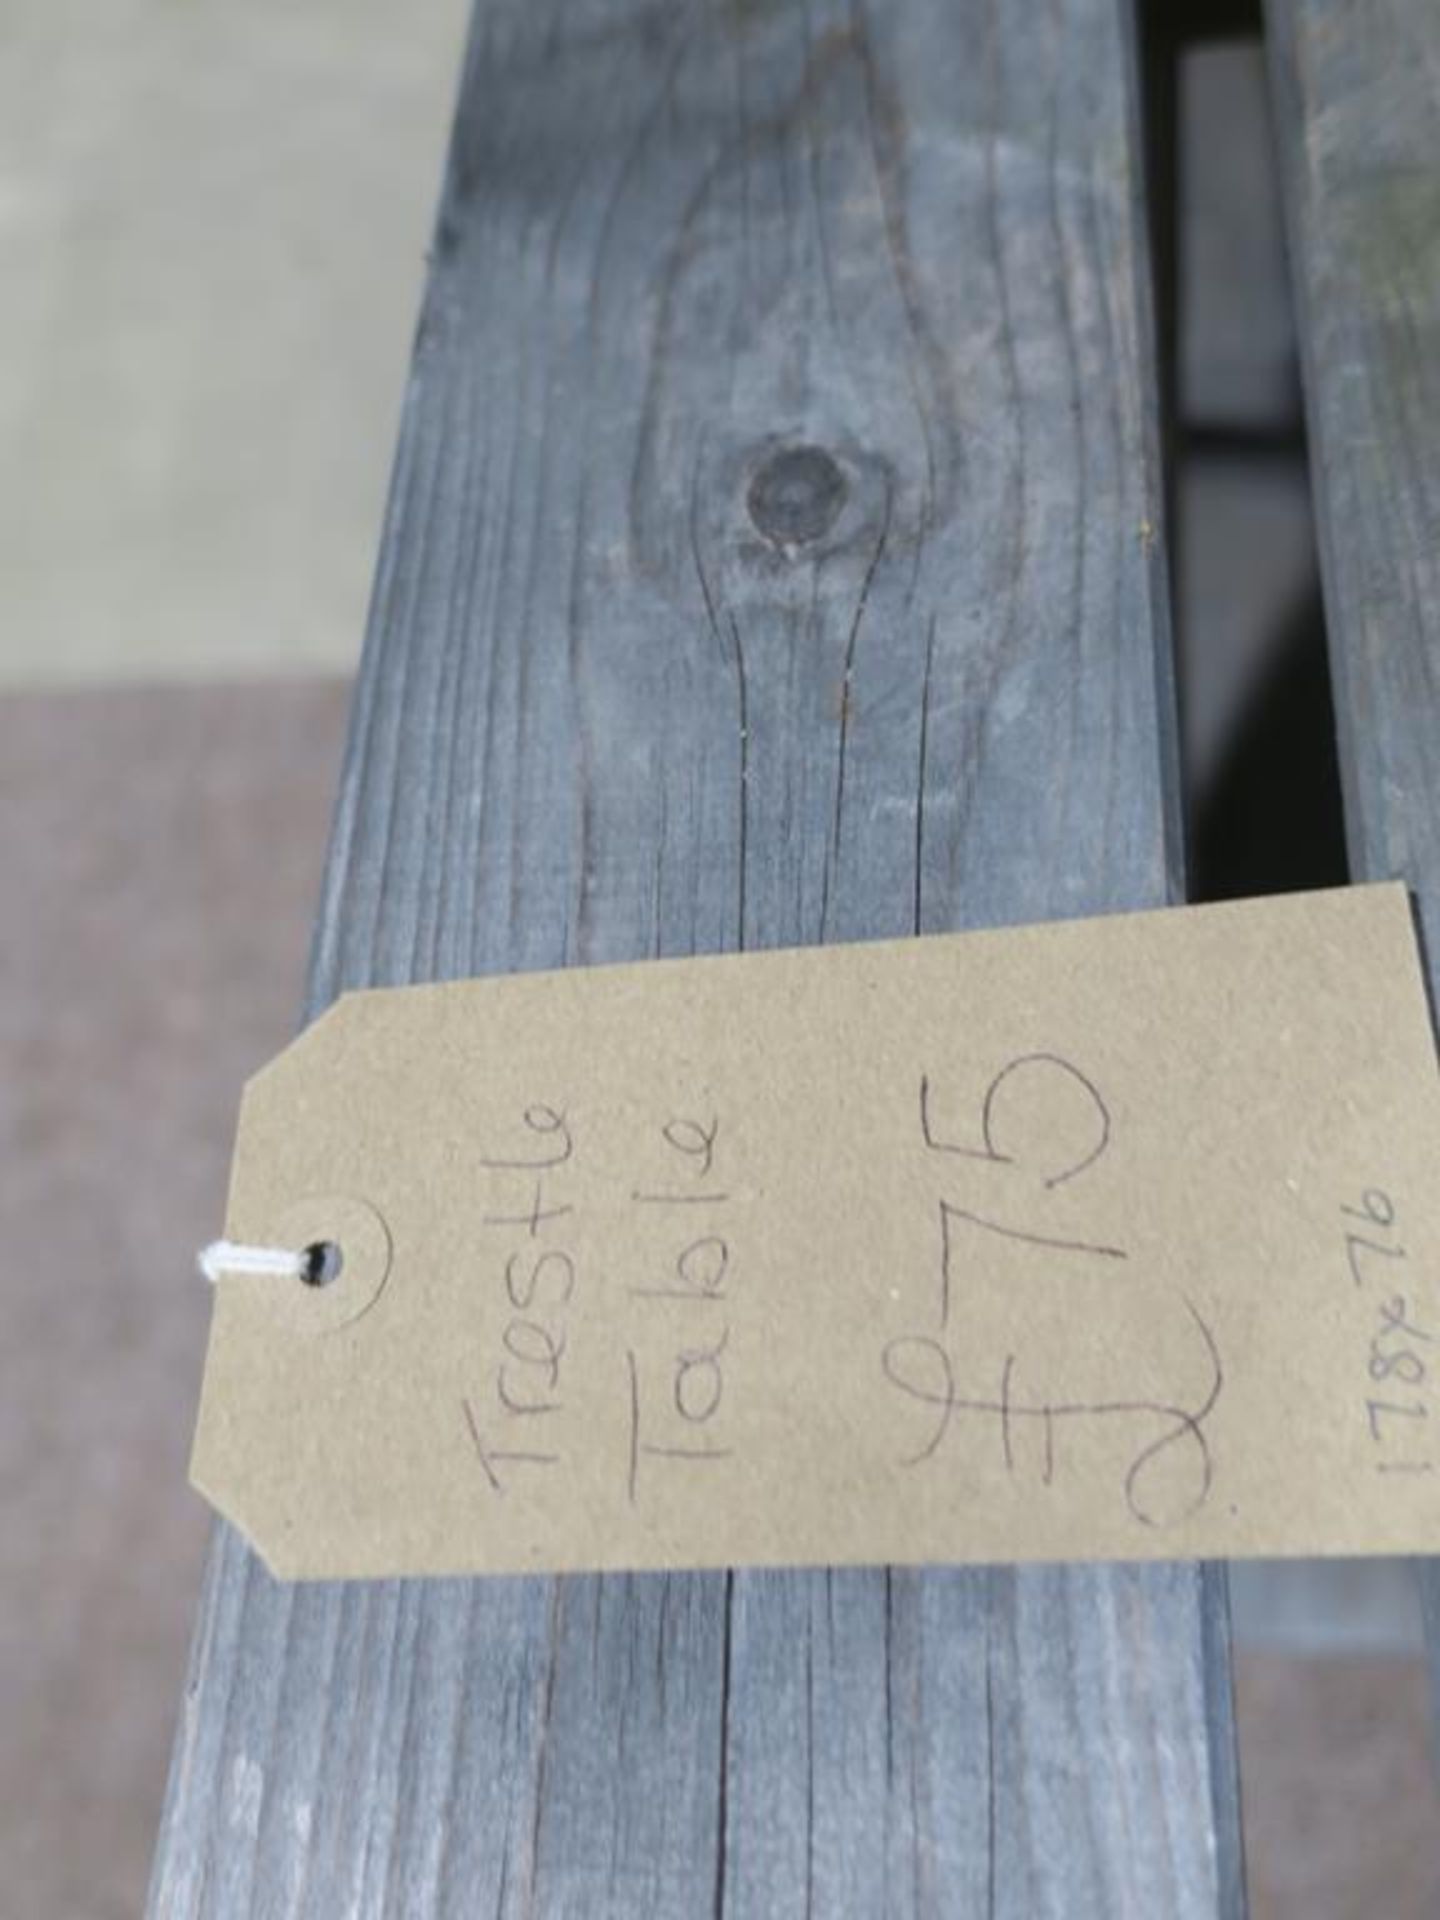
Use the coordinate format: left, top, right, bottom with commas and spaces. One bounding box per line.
198, 1241, 306, 1285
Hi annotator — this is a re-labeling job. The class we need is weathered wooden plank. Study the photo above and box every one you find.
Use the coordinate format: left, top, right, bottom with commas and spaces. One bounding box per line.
1265, 0, 1440, 1730
150, 1, 1243, 1912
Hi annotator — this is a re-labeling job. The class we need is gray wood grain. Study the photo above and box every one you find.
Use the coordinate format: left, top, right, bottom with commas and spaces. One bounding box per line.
149, 1, 1243, 1912
1264, 0, 1440, 1729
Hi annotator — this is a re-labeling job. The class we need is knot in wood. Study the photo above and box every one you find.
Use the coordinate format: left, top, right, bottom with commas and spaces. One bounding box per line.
746, 444, 847, 550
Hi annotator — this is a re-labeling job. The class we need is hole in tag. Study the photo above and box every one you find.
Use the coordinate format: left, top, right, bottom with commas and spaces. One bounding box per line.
256, 1195, 391, 1333
302, 1241, 344, 1288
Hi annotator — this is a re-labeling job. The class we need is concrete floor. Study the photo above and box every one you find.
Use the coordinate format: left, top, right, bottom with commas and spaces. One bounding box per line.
1, 14, 1436, 1920
0, 0, 467, 688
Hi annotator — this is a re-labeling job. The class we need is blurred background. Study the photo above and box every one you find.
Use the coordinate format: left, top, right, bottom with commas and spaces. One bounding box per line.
1, 5, 1435, 1917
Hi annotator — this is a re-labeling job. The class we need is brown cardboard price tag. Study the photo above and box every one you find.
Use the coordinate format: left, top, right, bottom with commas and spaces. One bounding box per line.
192, 883, 1440, 1579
